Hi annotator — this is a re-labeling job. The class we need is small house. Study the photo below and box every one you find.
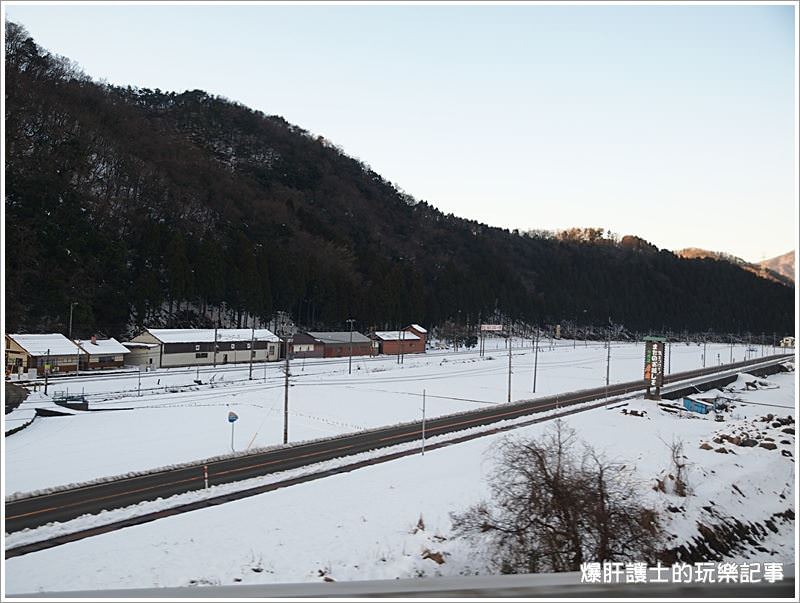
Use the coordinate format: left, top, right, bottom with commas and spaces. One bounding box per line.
5, 333, 84, 376
372, 329, 425, 355
296, 332, 373, 359
75, 336, 129, 370
780, 336, 795, 348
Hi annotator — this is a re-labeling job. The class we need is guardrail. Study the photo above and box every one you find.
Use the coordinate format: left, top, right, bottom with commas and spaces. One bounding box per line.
8, 568, 794, 598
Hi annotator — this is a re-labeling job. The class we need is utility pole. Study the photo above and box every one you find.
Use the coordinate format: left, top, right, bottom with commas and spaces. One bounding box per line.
507, 329, 512, 403
605, 329, 611, 388
44, 349, 50, 395
283, 335, 291, 445
668, 338, 672, 374
703, 337, 707, 368
532, 328, 540, 393
573, 315, 576, 349
248, 326, 255, 380
401, 329, 405, 365
138, 367, 142, 397
68, 302, 78, 340
213, 326, 218, 367
421, 389, 426, 456
397, 328, 401, 364
730, 335, 734, 364
346, 318, 356, 374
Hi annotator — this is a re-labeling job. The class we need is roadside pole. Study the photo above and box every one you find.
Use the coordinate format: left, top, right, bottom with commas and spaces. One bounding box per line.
532, 328, 540, 393
703, 338, 707, 368
605, 330, 611, 406
507, 330, 512, 403
668, 339, 672, 374
248, 326, 255, 380
44, 349, 50, 395
283, 336, 291, 445
213, 326, 218, 367
421, 389, 426, 456
138, 367, 142, 397
347, 319, 355, 375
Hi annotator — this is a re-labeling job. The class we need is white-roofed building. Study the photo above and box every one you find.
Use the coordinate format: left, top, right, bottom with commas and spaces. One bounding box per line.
75, 336, 129, 370
127, 328, 281, 368
5, 333, 83, 376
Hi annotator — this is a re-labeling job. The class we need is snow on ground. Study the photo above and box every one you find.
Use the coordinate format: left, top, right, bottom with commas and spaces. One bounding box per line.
4, 340, 773, 495
4, 370, 794, 594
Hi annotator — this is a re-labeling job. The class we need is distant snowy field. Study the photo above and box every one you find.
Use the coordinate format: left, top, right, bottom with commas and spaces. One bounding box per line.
3, 339, 781, 494
4, 369, 795, 594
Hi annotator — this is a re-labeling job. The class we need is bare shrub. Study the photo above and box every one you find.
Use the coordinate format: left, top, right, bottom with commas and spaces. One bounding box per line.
451, 420, 661, 573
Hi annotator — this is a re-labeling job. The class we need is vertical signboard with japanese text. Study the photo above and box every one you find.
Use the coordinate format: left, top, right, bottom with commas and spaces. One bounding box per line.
644, 336, 666, 400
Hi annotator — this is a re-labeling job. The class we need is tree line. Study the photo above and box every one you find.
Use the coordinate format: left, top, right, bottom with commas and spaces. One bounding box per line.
4, 22, 795, 340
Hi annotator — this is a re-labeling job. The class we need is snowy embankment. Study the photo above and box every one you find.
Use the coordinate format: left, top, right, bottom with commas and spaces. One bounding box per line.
4, 369, 794, 594
4, 340, 767, 495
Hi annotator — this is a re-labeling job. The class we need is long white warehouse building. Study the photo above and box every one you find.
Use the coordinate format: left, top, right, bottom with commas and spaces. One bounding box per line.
125, 328, 281, 369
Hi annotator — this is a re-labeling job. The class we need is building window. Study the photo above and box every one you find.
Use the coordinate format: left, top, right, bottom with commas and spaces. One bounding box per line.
269, 345, 275, 355
195, 352, 208, 359
195, 344, 200, 351
231, 344, 235, 350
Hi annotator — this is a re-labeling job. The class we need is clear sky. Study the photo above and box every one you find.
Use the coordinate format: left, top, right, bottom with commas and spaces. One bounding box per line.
4, 2, 797, 262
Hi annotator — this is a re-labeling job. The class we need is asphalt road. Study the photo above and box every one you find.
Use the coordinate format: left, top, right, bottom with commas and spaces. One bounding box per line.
5, 354, 792, 536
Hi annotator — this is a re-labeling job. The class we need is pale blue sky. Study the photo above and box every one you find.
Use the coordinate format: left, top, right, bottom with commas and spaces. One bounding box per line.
4, 3, 797, 262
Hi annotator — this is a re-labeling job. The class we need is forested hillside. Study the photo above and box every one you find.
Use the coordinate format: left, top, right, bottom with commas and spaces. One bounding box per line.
4, 22, 794, 338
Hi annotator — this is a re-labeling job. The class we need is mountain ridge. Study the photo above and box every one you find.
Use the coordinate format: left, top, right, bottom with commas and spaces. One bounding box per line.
4, 21, 794, 338
675, 248, 794, 287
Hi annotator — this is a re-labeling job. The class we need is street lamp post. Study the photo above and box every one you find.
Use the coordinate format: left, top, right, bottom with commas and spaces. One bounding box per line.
532, 327, 540, 393
346, 319, 356, 374
44, 348, 51, 395
283, 334, 291, 445
248, 326, 255, 380
68, 302, 78, 339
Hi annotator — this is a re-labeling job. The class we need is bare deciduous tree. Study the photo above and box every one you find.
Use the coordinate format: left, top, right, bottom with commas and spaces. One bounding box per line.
451, 421, 661, 574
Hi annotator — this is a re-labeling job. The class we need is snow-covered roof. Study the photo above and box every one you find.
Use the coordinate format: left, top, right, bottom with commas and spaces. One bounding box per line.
7, 333, 83, 357
409, 324, 427, 334
306, 331, 371, 344
75, 338, 130, 355
146, 328, 280, 343
373, 331, 421, 341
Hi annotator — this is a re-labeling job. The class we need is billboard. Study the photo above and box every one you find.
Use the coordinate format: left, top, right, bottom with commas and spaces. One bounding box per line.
644, 337, 666, 400
480, 324, 504, 332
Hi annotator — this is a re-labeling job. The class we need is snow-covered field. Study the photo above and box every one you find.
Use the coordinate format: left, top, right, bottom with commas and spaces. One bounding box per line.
3, 340, 773, 495
4, 367, 795, 594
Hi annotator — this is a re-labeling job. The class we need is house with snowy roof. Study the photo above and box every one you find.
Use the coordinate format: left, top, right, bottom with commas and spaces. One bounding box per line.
371, 325, 427, 355
5, 333, 83, 376
126, 328, 281, 368
75, 336, 130, 370
290, 331, 374, 359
